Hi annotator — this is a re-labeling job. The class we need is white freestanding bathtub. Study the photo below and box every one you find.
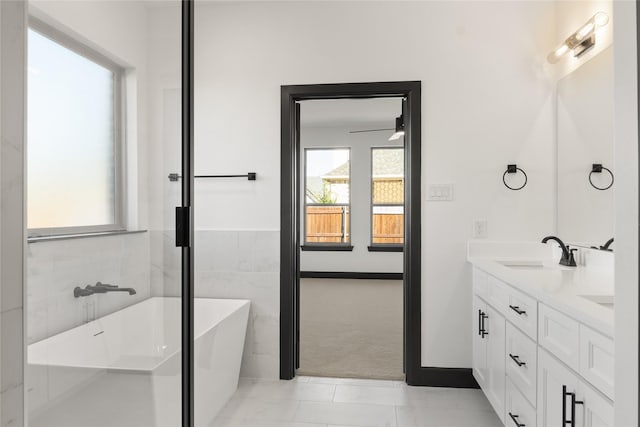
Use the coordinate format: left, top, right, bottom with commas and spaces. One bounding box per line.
28, 297, 250, 427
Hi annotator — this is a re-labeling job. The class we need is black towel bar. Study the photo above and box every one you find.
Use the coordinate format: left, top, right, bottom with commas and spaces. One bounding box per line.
168, 172, 256, 182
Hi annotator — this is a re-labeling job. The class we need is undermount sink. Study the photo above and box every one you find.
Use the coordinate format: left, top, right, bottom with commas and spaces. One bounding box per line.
497, 260, 546, 270
497, 260, 573, 271
580, 294, 614, 309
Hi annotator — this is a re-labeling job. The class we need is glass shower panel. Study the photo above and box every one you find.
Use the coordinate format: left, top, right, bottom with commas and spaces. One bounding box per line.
25, 2, 183, 426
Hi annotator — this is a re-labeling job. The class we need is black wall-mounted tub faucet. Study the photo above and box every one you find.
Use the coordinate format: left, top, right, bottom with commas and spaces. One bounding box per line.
541, 236, 577, 267
74, 282, 137, 298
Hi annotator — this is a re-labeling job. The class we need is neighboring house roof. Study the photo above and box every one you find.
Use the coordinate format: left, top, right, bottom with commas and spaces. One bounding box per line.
372, 149, 404, 177
323, 162, 349, 178
322, 149, 404, 180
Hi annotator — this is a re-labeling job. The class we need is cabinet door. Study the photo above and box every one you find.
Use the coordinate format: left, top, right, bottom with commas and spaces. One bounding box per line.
486, 304, 506, 424
472, 295, 488, 388
537, 348, 580, 427
580, 381, 614, 427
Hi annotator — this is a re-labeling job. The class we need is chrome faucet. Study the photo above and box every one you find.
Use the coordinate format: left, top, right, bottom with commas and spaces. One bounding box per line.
541, 236, 577, 267
74, 282, 137, 298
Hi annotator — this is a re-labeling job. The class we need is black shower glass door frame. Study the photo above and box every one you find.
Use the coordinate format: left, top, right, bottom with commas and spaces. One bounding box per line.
180, 0, 195, 426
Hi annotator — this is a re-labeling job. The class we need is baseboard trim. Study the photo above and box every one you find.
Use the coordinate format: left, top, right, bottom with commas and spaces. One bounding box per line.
300, 271, 403, 280
409, 367, 479, 389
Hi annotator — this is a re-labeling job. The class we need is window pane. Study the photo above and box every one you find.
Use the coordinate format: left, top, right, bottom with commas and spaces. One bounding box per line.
372, 148, 404, 204
372, 148, 404, 244
28, 29, 117, 230
305, 206, 350, 243
372, 206, 404, 244
305, 149, 350, 244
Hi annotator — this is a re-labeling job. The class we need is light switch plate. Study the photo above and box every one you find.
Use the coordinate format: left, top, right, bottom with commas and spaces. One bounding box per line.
473, 219, 488, 239
427, 184, 454, 201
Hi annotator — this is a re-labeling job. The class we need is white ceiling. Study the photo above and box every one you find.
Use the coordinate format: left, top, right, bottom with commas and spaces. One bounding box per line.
299, 98, 403, 130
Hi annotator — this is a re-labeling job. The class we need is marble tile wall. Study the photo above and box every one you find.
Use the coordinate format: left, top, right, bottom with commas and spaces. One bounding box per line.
27, 233, 151, 344
1, 1, 26, 425
154, 229, 280, 379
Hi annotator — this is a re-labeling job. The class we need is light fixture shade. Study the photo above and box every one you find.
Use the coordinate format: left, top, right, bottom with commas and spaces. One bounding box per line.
547, 12, 609, 64
388, 131, 405, 141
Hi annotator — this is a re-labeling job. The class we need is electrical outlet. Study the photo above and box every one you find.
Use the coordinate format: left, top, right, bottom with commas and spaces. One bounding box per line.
473, 219, 488, 239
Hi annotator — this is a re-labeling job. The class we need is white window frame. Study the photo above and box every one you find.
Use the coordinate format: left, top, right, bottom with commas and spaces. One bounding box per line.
27, 17, 126, 237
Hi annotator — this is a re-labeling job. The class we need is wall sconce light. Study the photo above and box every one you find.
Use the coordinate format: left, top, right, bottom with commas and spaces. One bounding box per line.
388, 115, 405, 141
547, 12, 609, 64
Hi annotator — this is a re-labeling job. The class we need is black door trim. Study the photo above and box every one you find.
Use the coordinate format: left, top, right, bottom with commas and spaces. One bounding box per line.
280, 81, 423, 384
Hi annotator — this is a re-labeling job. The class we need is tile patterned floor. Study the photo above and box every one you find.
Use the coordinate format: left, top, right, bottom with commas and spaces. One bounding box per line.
210, 376, 502, 427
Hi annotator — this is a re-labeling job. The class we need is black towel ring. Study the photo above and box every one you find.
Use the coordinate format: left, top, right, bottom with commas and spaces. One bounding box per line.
503, 164, 527, 191
589, 164, 614, 191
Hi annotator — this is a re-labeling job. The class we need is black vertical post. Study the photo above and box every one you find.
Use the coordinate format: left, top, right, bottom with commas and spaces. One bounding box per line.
181, 0, 194, 426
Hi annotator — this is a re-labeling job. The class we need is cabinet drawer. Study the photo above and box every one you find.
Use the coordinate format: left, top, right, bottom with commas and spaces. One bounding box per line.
487, 276, 537, 340
506, 322, 537, 406
579, 325, 614, 400
538, 304, 579, 371
505, 287, 537, 340
473, 267, 489, 299
506, 378, 536, 427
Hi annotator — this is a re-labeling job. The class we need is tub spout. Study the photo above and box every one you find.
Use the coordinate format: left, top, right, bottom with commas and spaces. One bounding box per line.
73, 282, 137, 298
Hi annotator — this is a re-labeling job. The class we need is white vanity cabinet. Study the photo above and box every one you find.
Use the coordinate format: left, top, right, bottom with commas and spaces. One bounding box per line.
470, 266, 614, 427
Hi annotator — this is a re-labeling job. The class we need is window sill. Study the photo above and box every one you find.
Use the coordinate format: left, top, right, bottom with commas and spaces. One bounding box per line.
28, 229, 147, 244
368, 245, 404, 252
301, 245, 354, 252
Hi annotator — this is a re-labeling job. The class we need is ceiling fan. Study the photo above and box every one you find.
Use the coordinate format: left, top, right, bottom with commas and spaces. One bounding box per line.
348, 115, 404, 141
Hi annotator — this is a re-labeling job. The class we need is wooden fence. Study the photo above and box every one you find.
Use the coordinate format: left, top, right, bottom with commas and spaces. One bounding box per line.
372, 213, 404, 244
305, 206, 349, 243
305, 206, 403, 244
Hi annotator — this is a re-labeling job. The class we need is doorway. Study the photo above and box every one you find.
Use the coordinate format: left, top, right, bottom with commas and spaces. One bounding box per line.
279, 81, 422, 384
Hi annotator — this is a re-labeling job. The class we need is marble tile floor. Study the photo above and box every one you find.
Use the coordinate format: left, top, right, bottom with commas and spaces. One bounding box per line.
210, 376, 502, 427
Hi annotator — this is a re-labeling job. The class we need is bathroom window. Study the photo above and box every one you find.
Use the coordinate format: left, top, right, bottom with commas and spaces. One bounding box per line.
27, 19, 125, 236
370, 147, 404, 247
303, 148, 351, 248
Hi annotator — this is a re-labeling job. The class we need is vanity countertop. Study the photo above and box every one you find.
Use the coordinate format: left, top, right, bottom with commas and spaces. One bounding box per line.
468, 255, 614, 338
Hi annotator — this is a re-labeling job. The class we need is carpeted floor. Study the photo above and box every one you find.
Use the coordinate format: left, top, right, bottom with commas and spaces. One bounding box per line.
297, 278, 404, 380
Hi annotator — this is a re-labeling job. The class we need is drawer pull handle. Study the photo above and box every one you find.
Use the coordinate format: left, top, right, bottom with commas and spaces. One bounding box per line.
480, 312, 489, 338
509, 353, 526, 367
508, 412, 525, 427
562, 385, 584, 427
509, 305, 527, 315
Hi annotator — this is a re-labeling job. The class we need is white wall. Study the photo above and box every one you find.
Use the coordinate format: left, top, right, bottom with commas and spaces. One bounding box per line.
613, 1, 638, 425
300, 122, 403, 273
187, 1, 558, 370
557, 46, 614, 245
0, 1, 27, 424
